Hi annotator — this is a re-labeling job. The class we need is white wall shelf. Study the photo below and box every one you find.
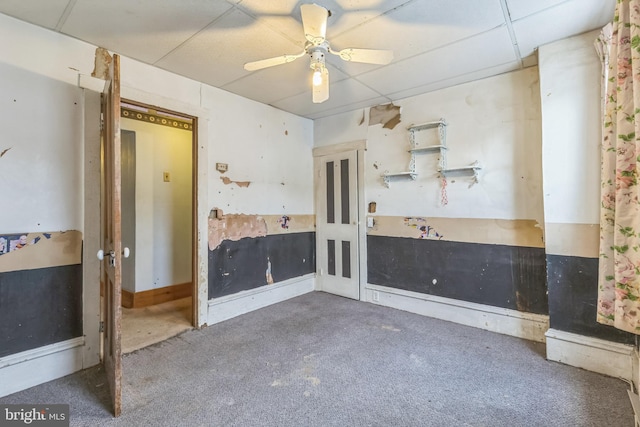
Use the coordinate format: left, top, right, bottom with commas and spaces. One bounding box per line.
381, 118, 482, 188
382, 172, 417, 187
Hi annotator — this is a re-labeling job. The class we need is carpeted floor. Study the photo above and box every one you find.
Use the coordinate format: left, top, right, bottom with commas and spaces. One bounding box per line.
1, 292, 634, 426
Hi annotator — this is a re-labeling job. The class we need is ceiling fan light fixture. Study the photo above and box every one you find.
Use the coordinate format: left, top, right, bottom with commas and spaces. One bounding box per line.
243, 3, 393, 105
312, 67, 323, 86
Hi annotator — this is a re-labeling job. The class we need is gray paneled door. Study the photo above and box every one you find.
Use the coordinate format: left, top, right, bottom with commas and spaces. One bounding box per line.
315, 150, 359, 300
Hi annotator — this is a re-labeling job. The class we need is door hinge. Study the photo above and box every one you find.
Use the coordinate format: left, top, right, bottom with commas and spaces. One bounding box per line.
100, 112, 104, 131
99, 321, 104, 333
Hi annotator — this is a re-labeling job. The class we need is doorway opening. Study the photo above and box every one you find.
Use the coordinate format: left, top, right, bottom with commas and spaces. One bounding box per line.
119, 100, 197, 353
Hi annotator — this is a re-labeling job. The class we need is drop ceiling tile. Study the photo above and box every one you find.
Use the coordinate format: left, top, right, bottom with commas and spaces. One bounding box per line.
222, 61, 349, 105
61, 0, 234, 64
504, 0, 566, 20
0, 0, 70, 29
237, 0, 410, 40
155, 8, 303, 88
272, 77, 385, 117
357, 26, 517, 96
330, 0, 505, 63
513, 0, 616, 56
387, 61, 521, 101
306, 95, 391, 120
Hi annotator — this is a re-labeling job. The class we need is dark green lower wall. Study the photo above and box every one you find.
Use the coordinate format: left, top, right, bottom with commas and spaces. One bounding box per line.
367, 235, 548, 314
546, 254, 635, 344
208, 232, 316, 299
0, 264, 83, 358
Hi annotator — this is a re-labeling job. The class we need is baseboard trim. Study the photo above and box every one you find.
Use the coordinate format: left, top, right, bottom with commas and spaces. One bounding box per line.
545, 328, 634, 381
207, 274, 315, 325
0, 337, 85, 398
364, 284, 549, 343
122, 282, 192, 309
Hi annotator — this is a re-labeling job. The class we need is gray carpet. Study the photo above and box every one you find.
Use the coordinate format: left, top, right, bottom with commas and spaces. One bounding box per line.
1, 292, 634, 426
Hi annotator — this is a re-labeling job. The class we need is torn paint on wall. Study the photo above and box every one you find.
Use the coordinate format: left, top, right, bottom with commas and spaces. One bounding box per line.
91, 47, 112, 80
266, 257, 274, 284
0, 231, 83, 273
208, 213, 267, 250
263, 214, 316, 235
278, 215, 290, 229
369, 216, 544, 248
220, 176, 251, 187
403, 217, 443, 240
369, 103, 401, 130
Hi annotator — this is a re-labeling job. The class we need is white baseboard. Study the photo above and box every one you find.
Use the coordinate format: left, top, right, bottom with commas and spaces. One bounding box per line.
207, 274, 315, 325
364, 284, 549, 343
0, 337, 85, 398
546, 328, 634, 381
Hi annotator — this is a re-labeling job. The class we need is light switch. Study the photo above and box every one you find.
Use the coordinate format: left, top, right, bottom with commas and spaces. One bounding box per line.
163, 172, 170, 182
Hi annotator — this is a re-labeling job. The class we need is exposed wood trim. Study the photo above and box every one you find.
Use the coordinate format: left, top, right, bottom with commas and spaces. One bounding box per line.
122, 282, 192, 309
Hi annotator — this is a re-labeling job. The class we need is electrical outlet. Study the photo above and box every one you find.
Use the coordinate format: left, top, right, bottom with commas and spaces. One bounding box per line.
372, 290, 380, 302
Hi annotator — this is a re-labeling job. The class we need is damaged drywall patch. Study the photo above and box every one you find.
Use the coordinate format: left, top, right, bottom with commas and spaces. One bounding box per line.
369, 103, 401, 130
91, 47, 112, 80
404, 217, 444, 240
220, 176, 251, 187
208, 212, 267, 250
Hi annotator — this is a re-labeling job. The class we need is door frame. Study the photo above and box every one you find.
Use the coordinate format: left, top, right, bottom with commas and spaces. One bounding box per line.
119, 98, 201, 326
116, 88, 209, 328
83, 87, 210, 376
312, 140, 368, 300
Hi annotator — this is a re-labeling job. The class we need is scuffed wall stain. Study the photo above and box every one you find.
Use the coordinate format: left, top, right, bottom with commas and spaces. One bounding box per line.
220, 176, 251, 187
0, 147, 11, 158
369, 103, 401, 129
208, 213, 267, 251
0, 230, 83, 273
403, 217, 443, 240
91, 47, 112, 80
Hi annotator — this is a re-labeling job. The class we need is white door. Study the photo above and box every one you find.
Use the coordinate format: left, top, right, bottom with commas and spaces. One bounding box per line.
316, 150, 359, 299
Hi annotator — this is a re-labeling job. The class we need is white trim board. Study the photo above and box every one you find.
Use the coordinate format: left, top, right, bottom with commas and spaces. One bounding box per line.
207, 274, 315, 325
546, 328, 634, 381
365, 284, 549, 343
0, 337, 84, 398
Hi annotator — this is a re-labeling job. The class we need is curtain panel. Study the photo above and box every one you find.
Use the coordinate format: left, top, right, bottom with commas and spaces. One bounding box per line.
597, 0, 640, 334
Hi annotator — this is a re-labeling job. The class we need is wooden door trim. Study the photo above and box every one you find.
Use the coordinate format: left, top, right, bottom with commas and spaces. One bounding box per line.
119, 93, 207, 328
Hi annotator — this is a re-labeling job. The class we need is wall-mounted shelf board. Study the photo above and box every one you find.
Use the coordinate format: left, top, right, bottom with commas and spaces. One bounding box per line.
409, 145, 448, 153
439, 165, 482, 174
382, 172, 417, 187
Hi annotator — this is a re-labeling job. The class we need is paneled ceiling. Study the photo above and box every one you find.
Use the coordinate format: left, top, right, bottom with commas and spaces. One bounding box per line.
0, 0, 615, 119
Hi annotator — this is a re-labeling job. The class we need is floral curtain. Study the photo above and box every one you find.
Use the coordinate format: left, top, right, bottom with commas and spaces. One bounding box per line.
597, 0, 640, 334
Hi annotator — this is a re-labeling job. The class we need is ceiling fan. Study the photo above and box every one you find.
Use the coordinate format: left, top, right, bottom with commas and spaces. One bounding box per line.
243, 3, 394, 104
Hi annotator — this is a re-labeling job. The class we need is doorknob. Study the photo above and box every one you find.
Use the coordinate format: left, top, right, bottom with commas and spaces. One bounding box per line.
123, 247, 130, 258
97, 249, 117, 266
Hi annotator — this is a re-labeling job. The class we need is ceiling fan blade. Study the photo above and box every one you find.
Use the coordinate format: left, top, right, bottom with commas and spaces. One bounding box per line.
312, 67, 329, 104
330, 47, 394, 65
301, 3, 328, 45
244, 51, 305, 71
